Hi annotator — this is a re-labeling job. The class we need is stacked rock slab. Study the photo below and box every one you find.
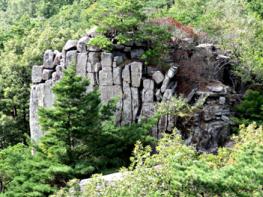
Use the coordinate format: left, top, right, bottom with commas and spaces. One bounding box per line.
30, 33, 237, 152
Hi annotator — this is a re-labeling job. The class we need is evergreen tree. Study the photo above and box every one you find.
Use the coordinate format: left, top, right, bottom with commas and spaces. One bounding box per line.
38, 65, 103, 174
38, 65, 154, 176
233, 89, 263, 126
0, 143, 72, 196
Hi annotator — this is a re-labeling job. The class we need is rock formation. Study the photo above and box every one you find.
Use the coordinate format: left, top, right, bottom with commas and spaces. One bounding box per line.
30, 31, 238, 152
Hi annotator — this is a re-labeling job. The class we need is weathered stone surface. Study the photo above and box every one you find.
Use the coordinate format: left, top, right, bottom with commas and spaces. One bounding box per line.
56, 65, 63, 73
88, 52, 100, 65
42, 69, 53, 81
219, 97, 226, 105
52, 71, 60, 81
86, 62, 94, 73
197, 121, 229, 153
152, 71, 164, 85
65, 50, 77, 67
101, 52, 113, 69
167, 115, 176, 132
100, 85, 122, 102
53, 65, 63, 81
30, 85, 43, 142
143, 79, 154, 90
158, 116, 167, 132
162, 89, 173, 101
142, 79, 154, 103
147, 66, 160, 76
207, 84, 224, 93
77, 36, 89, 52
141, 102, 155, 118
53, 50, 62, 66
115, 100, 123, 125
124, 47, 131, 52
131, 87, 140, 121
186, 88, 197, 102
131, 49, 144, 59
43, 50, 55, 69
79, 172, 125, 192
160, 76, 170, 93
32, 65, 43, 83
142, 89, 154, 103
94, 63, 101, 73
122, 85, 133, 125
130, 62, 143, 87
114, 56, 124, 66
156, 89, 162, 101
113, 67, 122, 85
76, 53, 88, 77
87, 45, 101, 52
122, 64, 131, 84
99, 70, 113, 86
87, 72, 96, 86
64, 40, 77, 51
196, 43, 214, 49
167, 65, 178, 78
30, 80, 55, 141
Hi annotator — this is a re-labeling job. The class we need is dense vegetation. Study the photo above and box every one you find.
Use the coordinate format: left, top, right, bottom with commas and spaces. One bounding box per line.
0, 0, 262, 196
0, 65, 154, 196
80, 124, 263, 197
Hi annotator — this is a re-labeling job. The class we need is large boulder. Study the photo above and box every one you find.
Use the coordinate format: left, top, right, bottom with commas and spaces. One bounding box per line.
43, 50, 55, 69
32, 65, 43, 84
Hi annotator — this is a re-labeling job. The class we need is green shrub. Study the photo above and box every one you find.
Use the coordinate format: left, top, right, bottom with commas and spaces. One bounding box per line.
0, 143, 72, 196
233, 89, 263, 126
88, 35, 112, 51
81, 124, 263, 196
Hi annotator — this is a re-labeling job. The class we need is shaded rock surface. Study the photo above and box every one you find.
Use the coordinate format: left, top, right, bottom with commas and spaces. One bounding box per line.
30, 32, 238, 152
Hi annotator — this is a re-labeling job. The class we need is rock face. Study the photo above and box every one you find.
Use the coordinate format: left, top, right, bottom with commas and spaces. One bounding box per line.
30, 32, 237, 151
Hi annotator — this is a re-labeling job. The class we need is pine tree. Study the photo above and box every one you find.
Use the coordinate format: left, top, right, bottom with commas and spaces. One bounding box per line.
38, 65, 104, 175
38, 65, 154, 176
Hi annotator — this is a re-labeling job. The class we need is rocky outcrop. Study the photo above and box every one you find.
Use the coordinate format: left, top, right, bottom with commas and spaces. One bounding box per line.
30, 31, 238, 152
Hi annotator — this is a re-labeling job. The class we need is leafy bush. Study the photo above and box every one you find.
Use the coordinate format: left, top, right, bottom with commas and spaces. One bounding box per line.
233, 89, 263, 126
87, 0, 171, 65
0, 65, 155, 196
88, 35, 112, 51
81, 124, 263, 196
0, 143, 72, 196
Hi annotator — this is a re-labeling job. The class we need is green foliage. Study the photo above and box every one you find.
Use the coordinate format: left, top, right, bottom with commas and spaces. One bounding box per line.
0, 65, 154, 196
0, 143, 72, 196
233, 89, 263, 125
88, 34, 112, 51
87, 0, 171, 65
38, 65, 154, 176
0, 0, 94, 148
81, 124, 263, 196
38, 65, 104, 175
168, 0, 208, 25
167, 0, 263, 82
0, 113, 22, 149
138, 23, 171, 65
36, 0, 75, 18
246, 0, 263, 18
88, 0, 147, 36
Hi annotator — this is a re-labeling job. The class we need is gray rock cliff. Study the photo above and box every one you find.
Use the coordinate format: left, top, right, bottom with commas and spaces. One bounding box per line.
30, 32, 238, 152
